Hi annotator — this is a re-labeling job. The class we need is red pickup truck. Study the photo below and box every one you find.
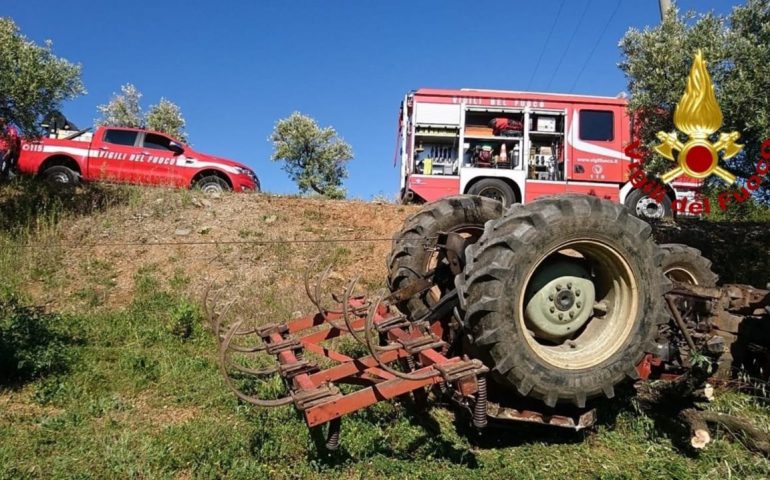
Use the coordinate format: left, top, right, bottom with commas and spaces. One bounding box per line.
16, 126, 260, 193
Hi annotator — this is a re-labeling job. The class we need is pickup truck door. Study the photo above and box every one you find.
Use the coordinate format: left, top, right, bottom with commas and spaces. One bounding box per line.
136, 132, 182, 187
88, 129, 140, 182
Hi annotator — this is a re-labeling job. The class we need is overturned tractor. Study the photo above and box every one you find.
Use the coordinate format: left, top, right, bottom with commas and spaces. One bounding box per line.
212, 194, 770, 451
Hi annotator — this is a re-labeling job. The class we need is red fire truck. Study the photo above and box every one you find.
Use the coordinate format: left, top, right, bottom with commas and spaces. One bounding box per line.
396, 88, 697, 219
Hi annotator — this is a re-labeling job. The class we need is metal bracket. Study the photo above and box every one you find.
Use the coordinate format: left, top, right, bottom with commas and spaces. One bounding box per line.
293, 385, 341, 410
256, 322, 289, 339
435, 359, 489, 382
279, 359, 319, 379
266, 337, 302, 355
375, 315, 411, 333
398, 334, 447, 354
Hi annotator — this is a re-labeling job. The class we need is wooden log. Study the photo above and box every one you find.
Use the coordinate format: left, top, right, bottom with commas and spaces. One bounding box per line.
680, 408, 711, 450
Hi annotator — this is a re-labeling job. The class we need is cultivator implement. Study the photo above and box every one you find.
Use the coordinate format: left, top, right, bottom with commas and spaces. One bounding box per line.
209, 269, 601, 449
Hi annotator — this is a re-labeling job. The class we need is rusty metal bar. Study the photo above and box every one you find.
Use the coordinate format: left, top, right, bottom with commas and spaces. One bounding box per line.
303, 361, 458, 427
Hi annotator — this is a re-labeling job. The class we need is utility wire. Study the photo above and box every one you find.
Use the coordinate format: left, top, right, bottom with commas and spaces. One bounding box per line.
526, 0, 566, 90
545, 0, 592, 91
569, 0, 622, 93
7, 236, 437, 250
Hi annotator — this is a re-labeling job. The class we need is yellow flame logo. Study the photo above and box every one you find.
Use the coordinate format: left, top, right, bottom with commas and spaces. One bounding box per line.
654, 50, 741, 184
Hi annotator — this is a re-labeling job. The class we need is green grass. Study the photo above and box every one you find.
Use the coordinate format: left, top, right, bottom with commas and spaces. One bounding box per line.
2, 272, 768, 479
1, 181, 770, 479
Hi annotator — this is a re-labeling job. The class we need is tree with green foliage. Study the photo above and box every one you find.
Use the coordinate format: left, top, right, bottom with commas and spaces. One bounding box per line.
0, 17, 85, 137
619, 0, 770, 199
145, 98, 188, 143
270, 112, 353, 199
96, 83, 143, 128
97, 85, 188, 142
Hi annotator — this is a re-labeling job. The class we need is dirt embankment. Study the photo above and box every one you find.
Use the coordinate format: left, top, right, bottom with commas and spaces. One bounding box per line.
13, 188, 769, 313
32, 190, 419, 313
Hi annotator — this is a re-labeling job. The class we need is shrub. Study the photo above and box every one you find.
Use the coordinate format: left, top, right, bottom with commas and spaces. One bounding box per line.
0, 293, 72, 381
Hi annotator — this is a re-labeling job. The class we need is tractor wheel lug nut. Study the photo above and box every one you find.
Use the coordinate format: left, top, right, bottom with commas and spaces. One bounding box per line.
576, 290, 581, 296
568, 341, 577, 349
558, 313, 564, 320
556, 284, 562, 290
576, 302, 582, 308
548, 294, 554, 301
567, 282, 572, 289
549, 307, 555, 313
569, 311, 575, 319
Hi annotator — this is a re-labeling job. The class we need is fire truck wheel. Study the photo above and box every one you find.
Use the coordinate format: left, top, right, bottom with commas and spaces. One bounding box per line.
195, 175, 231, 194
42, 166, 79, 187
457, 195, 670, 408
660, 243, 719, 286
625, 188, 673, 221
388, 195, 503, 320
467, 179, 516, 207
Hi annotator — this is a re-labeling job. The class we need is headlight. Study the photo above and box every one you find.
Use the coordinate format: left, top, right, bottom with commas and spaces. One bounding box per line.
234, 167, 255, 178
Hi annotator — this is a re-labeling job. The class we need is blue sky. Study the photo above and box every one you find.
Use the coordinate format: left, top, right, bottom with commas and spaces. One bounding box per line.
4, 0, 734, 199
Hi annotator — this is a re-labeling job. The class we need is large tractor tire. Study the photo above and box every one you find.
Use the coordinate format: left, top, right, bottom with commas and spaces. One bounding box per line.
456, 195, 671, 408
660, 243, 719, 287
388, 195, 503, 320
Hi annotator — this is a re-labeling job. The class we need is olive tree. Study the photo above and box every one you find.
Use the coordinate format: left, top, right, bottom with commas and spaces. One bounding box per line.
270, 112, 353, 199
96, 83, 143, 128
145, 98, 188, 143
0, 18, 85, 137
97, 85, 188, 142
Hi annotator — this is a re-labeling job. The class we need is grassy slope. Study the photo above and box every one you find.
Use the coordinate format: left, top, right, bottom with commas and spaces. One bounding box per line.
1, 182, 769, 479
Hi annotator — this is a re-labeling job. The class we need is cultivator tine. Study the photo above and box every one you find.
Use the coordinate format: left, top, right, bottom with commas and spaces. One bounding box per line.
218, 320, 293, 408
304, 265, 335, 318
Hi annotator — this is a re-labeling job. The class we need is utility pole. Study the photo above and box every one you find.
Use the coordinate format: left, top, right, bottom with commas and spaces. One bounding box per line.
659, 0, 672, 21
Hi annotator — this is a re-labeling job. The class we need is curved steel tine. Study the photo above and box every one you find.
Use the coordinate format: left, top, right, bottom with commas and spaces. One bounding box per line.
314, 265, 334, 314
215, 299, 238, 340
339, 276, 370, 343
203, 282, 215, 330
219, 320, 293, 407
227, 343, 267, 353
229, 361, 278, 377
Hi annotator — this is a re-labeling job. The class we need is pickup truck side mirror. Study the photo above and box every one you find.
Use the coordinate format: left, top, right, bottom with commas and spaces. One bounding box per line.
169, 141, 184, 155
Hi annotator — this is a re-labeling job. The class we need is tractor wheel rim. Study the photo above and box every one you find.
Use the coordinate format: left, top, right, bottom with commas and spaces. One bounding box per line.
635, 197, 663, 219
518, 240, 639, 370
664, 267, 699, 285
52, 173, 69, 184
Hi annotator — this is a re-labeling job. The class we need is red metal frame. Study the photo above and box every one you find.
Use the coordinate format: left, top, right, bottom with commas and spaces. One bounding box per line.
226, 297, 484, 429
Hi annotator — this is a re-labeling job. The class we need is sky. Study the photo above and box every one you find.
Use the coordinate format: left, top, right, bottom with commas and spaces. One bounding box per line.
4, 0, 736, 199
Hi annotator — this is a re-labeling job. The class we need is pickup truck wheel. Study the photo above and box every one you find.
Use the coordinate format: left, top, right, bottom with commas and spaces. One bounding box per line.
42, 166, 79, 187
195, 176, 231, 194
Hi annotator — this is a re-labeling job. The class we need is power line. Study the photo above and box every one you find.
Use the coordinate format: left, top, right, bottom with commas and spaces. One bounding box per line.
546, 0, 592, 91
569, 0, 622, 93
526, 0, 566, 90
6, 236, 437, 250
